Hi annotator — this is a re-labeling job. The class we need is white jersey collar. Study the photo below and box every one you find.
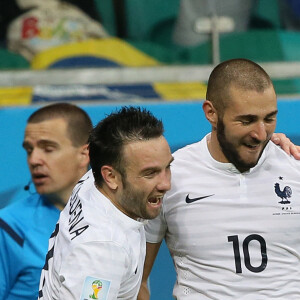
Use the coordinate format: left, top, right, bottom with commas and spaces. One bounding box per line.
204, 133, 269, 174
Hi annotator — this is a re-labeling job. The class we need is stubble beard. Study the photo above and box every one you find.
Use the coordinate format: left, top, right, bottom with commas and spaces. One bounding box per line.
216, 119, 267, 173
121, 180, 153, 220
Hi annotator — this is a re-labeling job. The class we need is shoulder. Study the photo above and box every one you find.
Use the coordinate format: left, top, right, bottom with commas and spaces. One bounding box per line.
62, 196, 133, 250
172, 138, 206, 169
62, 170, 143, 249
0, 196, 35, 247
174, 139, 203, 158
67, 212, 133, 249
0, 194, 41, 224
170, 136, 210, 182
0, 194, 58, 246
266, 142, 300, 168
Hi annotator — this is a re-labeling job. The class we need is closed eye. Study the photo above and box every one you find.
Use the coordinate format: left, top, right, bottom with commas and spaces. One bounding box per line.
143, 170, 158, 178
44, 146, 56, 153
22, 141, 32, 155
265, 117, 276, 123
24, 147, 33, 155
142, 157, 174, 179
239, 117, 255, 125
240, 120, 252, 125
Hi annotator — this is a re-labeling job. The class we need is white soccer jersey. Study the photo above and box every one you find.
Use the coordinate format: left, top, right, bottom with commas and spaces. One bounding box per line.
39, 170, 146, 300
146, 134, 300, 300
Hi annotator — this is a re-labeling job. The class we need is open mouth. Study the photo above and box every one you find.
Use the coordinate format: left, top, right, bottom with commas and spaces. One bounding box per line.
244, 143, 260, 150
32, 173, 48, 184
147, 196, 163, 206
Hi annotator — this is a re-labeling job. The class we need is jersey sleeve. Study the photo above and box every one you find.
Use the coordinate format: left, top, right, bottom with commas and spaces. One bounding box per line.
145, 209, 167, 243
0, 220, 24, 298
58, 241, 129, 299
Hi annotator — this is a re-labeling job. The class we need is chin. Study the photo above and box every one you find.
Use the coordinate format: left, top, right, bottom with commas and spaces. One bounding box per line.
236, 160, 258, 172
34, 187, 43, 194
37, 187, 53, 196
240, 151, 263, 166
142, 209, 159, 220
149, 209, 162, 220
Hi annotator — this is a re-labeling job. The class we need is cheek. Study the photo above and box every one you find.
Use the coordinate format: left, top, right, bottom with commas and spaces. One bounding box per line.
52, 151, 80, 173
222, 125, 238, 142
225, 125, 249, 140
267, 123, 277, 135
129, 179, 151, 196
139, 180, 157, 195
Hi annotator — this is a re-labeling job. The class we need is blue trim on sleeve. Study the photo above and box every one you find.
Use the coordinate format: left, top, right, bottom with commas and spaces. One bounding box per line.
0, 218, 24, 247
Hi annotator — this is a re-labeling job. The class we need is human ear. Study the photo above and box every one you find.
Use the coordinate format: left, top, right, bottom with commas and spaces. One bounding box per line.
101, 166, 118, 190
79, 144, 89, 168
203, 100, 218, 128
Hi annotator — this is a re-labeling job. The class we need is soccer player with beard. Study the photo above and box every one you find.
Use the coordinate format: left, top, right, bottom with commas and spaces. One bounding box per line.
38, 107, 173, 300
138, 58, 300, 300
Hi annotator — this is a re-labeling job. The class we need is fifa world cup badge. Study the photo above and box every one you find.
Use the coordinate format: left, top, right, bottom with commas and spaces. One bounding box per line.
80, 276, 111, 300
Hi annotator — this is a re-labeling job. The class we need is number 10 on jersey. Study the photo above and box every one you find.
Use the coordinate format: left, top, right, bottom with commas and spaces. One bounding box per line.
228, 234, 268, 273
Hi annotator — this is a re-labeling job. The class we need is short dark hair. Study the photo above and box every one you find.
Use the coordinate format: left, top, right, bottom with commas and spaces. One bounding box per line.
88, 106, 164, 186
27, 102, 93, 146
206, 58, 274, 115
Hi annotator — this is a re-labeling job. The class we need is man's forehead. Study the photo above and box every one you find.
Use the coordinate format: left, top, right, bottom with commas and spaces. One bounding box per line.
123, 136, 171, 167
24, 118, 69, 143
123, 136, 167, 154
26, 118, 68, 132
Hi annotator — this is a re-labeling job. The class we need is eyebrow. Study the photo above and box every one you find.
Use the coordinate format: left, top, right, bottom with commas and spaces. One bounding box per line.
140, 156, 174, 174
22, 139, 59, 149
22, 141, 30, 149
265, 110, 278, 118
237, 110, 278, 119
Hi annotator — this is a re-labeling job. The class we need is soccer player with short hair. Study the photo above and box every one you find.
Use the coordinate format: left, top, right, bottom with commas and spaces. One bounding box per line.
139, 59, 300, 300
38, 107, 173, 300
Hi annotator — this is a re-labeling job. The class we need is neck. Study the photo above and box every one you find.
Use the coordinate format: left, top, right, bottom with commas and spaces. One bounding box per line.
207, 130, 228, 163
44, 193, 67, 211
96, 184, 119, 209
96, 183, 135, 219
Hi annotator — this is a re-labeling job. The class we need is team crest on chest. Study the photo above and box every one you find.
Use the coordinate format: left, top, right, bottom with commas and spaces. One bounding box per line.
274, 179, 292, 204
272, 176, 299, 215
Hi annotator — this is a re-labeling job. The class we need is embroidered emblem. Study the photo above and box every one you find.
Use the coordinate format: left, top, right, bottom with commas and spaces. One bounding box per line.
274, 182, 292, 204
80, 276, 111, 300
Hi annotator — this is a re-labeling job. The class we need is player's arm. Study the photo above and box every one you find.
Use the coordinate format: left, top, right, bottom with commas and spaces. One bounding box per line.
137, 241, 162, 300
57, 242, 126, 300
271, 133, 300, 159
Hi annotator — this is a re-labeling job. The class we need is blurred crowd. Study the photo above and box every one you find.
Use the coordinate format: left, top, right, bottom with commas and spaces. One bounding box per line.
0, 0, 300, 65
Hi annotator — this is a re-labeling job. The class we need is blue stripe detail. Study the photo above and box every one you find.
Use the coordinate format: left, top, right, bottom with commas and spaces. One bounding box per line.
32, 84, 161, 103
0, 218, 24, 247
48, 56, 121, 69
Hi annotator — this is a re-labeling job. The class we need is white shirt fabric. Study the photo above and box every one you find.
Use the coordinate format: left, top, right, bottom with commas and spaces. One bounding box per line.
39, 170, 146, 300
146, 134, 300, 300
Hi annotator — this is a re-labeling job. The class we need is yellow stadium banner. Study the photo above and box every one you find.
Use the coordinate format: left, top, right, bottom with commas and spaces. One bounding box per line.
154, 82, 207, 100
0, 87, 33, 106
31, 38, 160, 69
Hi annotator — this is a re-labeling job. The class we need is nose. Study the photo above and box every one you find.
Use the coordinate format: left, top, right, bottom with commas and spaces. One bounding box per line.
28, 148, 43, 167
157, 169, 171, 192
250, 122, 267, 142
